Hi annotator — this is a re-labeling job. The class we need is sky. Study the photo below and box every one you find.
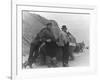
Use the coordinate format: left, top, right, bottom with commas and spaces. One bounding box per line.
30, 11, 90, 46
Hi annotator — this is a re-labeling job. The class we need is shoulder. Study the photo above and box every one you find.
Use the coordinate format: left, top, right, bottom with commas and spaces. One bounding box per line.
60, 31, 68, 37
60, 30, 65, 34
67, 32, 71, 35
40, 27, 48, 33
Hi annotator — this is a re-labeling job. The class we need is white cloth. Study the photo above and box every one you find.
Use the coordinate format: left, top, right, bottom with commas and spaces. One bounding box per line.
68, 33, 76, 46
69, 43, 76, 46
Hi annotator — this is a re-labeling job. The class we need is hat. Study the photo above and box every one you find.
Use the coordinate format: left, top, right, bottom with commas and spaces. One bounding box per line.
46, 22, 52, 26
61, 25, 67, 30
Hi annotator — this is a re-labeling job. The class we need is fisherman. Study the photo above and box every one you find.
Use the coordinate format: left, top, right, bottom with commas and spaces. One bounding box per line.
61, 25, 76, 60
26, 22, 56, 68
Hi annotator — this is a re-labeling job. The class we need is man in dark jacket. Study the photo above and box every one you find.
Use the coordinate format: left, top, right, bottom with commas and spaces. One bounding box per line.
26, 22, 56, 68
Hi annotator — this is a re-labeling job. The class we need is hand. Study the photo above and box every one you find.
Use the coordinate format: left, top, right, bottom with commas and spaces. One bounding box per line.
46, 39, 51, 42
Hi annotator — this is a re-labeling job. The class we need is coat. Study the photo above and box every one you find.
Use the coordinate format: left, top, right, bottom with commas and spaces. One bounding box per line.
56, 30, 70, 46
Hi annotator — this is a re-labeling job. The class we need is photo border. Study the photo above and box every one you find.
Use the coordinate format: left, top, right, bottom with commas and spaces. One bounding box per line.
11, 3, 97, 80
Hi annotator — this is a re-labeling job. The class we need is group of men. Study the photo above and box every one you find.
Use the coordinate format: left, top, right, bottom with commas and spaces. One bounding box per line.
24, 21, 76, 68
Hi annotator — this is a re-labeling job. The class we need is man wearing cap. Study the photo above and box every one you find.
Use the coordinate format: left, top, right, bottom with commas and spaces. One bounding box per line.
25, 22, 55, 68
61, 25, 76, 61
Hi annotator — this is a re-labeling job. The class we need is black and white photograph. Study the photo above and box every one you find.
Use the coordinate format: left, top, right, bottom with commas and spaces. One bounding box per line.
10, 2, 97, 80
22, 10, 90, 69
0, 0, 99, 80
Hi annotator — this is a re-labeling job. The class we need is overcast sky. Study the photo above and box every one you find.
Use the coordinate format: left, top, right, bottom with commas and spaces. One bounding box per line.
30, 11, 90, 45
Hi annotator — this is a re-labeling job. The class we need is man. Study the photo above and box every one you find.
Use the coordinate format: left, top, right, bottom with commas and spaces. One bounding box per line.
58, 25, 70, 66
25, 22, 55, 68
61, 25, 76, 61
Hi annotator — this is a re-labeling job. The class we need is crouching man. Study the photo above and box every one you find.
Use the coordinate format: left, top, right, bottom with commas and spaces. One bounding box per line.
24, 22, 56, 68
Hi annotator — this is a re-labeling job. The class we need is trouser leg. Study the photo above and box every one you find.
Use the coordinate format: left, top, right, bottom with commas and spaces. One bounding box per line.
46, 56, 52, 67
52, 57, 57, 67
62, 45, 69, 67
28, 41, 42, 67
39, 48, 46, 65
27, 43, 35, 67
